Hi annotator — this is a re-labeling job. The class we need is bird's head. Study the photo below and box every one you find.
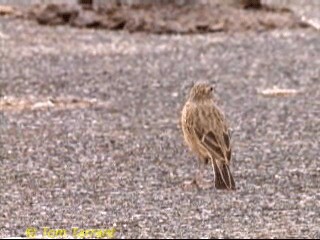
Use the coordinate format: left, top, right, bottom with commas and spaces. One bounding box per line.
188, 81, 214, 102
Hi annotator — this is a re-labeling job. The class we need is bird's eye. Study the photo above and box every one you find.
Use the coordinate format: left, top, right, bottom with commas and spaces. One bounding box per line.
209, 87, 213, 91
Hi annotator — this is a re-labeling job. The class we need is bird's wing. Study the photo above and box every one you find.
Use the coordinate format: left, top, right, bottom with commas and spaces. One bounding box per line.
195, 108, 232, 164
203, 129, 232, 163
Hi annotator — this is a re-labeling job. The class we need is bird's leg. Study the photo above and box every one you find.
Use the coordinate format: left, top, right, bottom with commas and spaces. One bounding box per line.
181, 159, 203, 190
194, 159, 204, 187
196, 158, 215, 189
181, 158, 213, 190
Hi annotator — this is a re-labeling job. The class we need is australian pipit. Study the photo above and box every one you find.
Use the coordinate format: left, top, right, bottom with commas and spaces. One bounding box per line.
181, 81, 236, 190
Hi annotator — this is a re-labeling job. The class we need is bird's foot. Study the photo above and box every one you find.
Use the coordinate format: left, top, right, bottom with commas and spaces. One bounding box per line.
181, 178, 214, 190
181, 178, 199, 190
198, 180, 214, 190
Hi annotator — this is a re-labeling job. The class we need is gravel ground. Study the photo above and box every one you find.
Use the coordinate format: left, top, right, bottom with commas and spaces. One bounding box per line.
0, 16, 320, 238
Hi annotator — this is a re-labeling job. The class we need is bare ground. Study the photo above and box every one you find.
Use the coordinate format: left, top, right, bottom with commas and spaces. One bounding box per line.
0, 13, 320, 238
5, 2, 313, 33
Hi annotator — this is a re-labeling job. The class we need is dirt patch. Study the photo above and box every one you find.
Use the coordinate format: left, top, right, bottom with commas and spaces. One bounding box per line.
21, 2, 311, 34
0, 96, 109, 112
257, 86, 302, 97
0, 5, 15, 16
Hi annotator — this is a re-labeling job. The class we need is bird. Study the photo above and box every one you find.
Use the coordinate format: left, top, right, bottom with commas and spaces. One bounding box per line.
181, 81, 236, 190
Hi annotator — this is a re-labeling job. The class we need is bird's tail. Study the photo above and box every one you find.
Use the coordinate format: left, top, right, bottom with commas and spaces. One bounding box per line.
211, 160, 236, 190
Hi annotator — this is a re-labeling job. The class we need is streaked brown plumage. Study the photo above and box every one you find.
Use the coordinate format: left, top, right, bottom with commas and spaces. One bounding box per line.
181, 81, 235, 190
